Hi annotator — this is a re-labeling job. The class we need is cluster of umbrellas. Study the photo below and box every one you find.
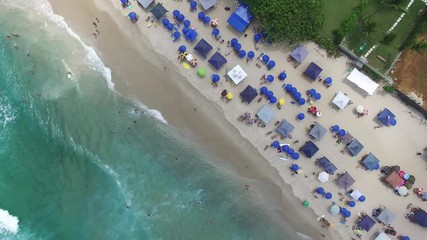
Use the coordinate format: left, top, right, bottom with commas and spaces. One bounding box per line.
271, 141, 300, 160
331, 125, 346, 137
283, 84, 306, 105
260, 54, 276, 69
162, 18, 182, 40
328, 203, 351, 218
307, 88, 322, 101
315, 187, 333, 199
197, 12, 213, 25
172, 10, 185, 23
260, 87, 281, 104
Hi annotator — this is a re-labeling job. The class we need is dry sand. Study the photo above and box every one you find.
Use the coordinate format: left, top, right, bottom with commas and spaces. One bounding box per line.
49, 0, 427, 239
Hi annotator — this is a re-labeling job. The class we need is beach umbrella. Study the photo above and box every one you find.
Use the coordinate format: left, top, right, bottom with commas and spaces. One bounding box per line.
179, 52, 187, 60
190, 59, 197, 67
398, 186, 408, 195
212, 28, 220, 36
230, 38, 238, 47
260, 86, 268, 95
203, 16, 211, 24
190, 1, 197, 9
162, 18, 170, 26
167, 23, 174, 31
344, 210, 351, 218
284, 84, 292, 92
226, 92, 234, 100
293, 92, 302, 100
186, 54, 193, 61
266, 91, 274, 98
290, 87, 297, 94
316, 187, 325, 194
358, 195, 366, 202
239, 50, 246, 58
408, 175, 415, 184
173, 31, 181, 40
271, 141, 280, 148
338, 129, 346, 137
278, 98, 285, 106
390, 118, 397, 126
128, 12, 137, 21
298, 98, 306, 105
197, 68, 206, 77
247, 51, 255, 59
211, 74, 220, 82
309, 89, 316, 96
266, 75, 274, 83
121, 0, 128, 5
297, 113, 305, 120
173, 10, 180, 17
282, 145, 290, 152
292, 152, 300, 160
331, 125, 340, 132
314, 93, 321, 100
330, 205, 340, 215
287, 148, 295, 155
211, 18, 218, 27
182, 27, 189, 34
262, 55, 270, 63
233, 43, 242, 51
340, 207, 347, 215
324, 77, 332, 84
325, 192, 332, 199
177, 14, 185, 22
183, 20, 191, 27
278, 72, 287, 80
254, 33, 261, 42
318, 171, 329, 183
347, 200, 356, 207
269, 96, 277, 104
401, 236, 410, 240
178, 45, 186, 53
303, 200, 310, 207
267, 61, 276, 69
197, 12, 205, 20
290, 164, 299, 171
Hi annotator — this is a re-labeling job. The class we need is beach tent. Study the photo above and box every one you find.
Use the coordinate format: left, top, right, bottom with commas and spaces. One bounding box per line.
185, 29, 198, 42
347, 68, 379, 95
256, 105, 275, 125
377, 108, 396, 126
332, 92, 351, 110
358, 215, 376, 232
194, 38, 213, 58
347, 139, 364, 156
208, 52, 227, 70
227, 3, 253, 33
317, 157, 331, 168
362, 153, 380, 170
150, 3, 168, 20
300, 141, 319, 158
309, 123, 327, 141
291, 46, 308, 64
337, 173, 355, 189
377, 208, 396, 225
350, 189, 363, 200
240, 85, 258, 104
324, 163, 337, 175
375, 232, 391, 240
411, 208, 427, 227
198, 0, 216, 11
227, 65, 247, 85
385, 171, 403, 188
137, 0, 154, 9
276, 120, 295, 138
304, 62, 322, 80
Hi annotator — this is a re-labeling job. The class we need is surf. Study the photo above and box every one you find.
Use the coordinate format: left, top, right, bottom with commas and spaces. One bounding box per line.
0, 209, 19, 235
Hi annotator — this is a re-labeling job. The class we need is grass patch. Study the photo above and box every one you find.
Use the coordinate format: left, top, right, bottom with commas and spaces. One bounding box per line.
321, 0, 361, 38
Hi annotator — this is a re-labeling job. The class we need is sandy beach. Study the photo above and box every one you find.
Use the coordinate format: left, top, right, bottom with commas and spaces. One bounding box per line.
48, 0, 427, 239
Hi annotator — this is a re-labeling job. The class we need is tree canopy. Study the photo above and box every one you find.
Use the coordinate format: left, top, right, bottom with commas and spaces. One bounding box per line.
243, 0, 325, 43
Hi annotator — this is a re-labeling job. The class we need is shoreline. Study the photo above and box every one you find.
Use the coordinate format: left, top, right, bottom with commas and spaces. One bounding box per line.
48, 0, 427, 239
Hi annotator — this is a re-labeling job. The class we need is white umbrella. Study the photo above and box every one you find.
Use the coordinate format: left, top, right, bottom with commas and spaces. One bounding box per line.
186, 54, 193, 62
318, 171, 329, 183
356, 105, 364, 113
398, 186, 408, 196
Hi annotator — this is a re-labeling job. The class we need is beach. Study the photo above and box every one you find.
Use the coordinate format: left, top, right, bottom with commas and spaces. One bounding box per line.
6, 0, 427, 239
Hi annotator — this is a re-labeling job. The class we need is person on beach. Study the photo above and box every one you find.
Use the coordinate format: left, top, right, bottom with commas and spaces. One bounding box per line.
93, 22, 97, 28
92, 33, 97, 38
95, 17, 100, 23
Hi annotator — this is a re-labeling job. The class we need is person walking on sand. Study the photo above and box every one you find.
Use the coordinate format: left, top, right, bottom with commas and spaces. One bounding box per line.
92, 33, 97, 38
96, 17, 100, 23
93, 22, 97, 28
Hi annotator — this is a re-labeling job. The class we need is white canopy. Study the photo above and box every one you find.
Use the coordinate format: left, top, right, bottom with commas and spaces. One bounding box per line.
347, 69, 379, 95
137, 0, 154, 8
374, 232, 391, 240
318, 171, 329, 183
350, 189, 363, 200
227, 65, 247, 85
332, 92, 350, 109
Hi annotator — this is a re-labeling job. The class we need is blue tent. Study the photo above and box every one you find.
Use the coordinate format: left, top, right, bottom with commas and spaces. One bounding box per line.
358, 215, 376, 232
317, 157, 337, 174
150, 3, 168, 20
185, 29, 198, 42
208, 52, 227, 70
347, 139, 364, 156
256, 105, 275, 125
199, 0, 216, 11
276, 120, 295, 138
325, 163, 337, 175
411, 208, 427, 227
291, 46, 308, 64
194, 38, 213, 58
309, 123, 327, 141
304, 62, 323, 80
363, 153, 380, 170
240, 85, 258, 104
377, 108, 396, 126
300, 141, 319, 158
227, 3, 253, 32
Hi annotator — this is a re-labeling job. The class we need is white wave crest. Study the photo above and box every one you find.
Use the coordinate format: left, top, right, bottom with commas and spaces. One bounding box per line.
0, 209, 19, 235
131, 98, 168, 124
0, 96, 16, 128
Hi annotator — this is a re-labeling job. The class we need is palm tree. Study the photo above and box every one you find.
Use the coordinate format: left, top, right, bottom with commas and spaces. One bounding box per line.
363, 0, 409, 22
410, 42, 427, 55
362, 21, 377, 39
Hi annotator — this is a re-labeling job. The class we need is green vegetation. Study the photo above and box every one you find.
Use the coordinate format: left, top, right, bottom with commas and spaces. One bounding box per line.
333, 0, 369, 44
400, 7, 427, 52
380, 33, 397, 45
321, 0, 360, 38
383, 85, 396, 93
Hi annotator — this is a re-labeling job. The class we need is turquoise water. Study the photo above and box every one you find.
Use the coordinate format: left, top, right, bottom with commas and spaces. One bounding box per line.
0, 1, 306, 239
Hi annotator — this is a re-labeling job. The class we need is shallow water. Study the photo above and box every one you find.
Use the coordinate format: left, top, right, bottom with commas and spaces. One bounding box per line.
0, 1, 307, 239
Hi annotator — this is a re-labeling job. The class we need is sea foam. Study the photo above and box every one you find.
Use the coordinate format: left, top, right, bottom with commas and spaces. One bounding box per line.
0, 209, 19, 235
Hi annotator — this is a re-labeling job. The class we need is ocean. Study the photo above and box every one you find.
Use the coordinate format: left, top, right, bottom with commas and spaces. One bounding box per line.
0, 1, 308, 239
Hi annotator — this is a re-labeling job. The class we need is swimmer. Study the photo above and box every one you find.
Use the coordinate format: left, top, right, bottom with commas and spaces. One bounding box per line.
67, 72, 72, 79
126, 203, 131, 209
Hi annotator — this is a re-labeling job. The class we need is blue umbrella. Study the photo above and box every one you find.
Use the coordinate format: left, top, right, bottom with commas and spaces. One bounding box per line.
233, 43, 242, 51
316, 187, 325, 194
212, 28, 219, 36
128, 12, 137, 21
247, 51, 255, 59
298, 98, 306, 105
293, 92, 302, 100
278, 72, 287, 80
203, 16, 210, 24
314, 93, 321, 100
292, 152, 300, 160
358, 195, 366, 202
297, 113, 305, 120
282, 145, 290, 152
271, 141, 280, 148
254, 33, 261, 42
173, 10, 180, 17
309, 89, 316, 96
167, 23, 174, 31
390, 118, 397, 126
262, 55, 270, 63
177, 14, 185, 22
338, 129, 346, 137
121, 0, 128, 4
230, 38, 238, 47
266, 75, 274, 82
348, 200, 356, 207
344, 210, 351, 218
162, 18, 170, 26
267, 60, 276, 69
178, 45, 186, 53
290, 87, 297, 94
325, 192, 332, 199
182, 27, 189, 34
284, 84, 292, 91
190, 1, 197, 9
290, 164, 299, 171
269, 96, 277, 104
183, 20, 191, 27
197, 12, 205, 20
324, 77, 332, 84
239, 50, 246, 58
287, 148, 295, 155
331, 125, 340, 132
173, 31, 181, 40
401, 236, 410, 240
260, 87, 268, 95
211, 74, 220, 82
340, 207, 347, 215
